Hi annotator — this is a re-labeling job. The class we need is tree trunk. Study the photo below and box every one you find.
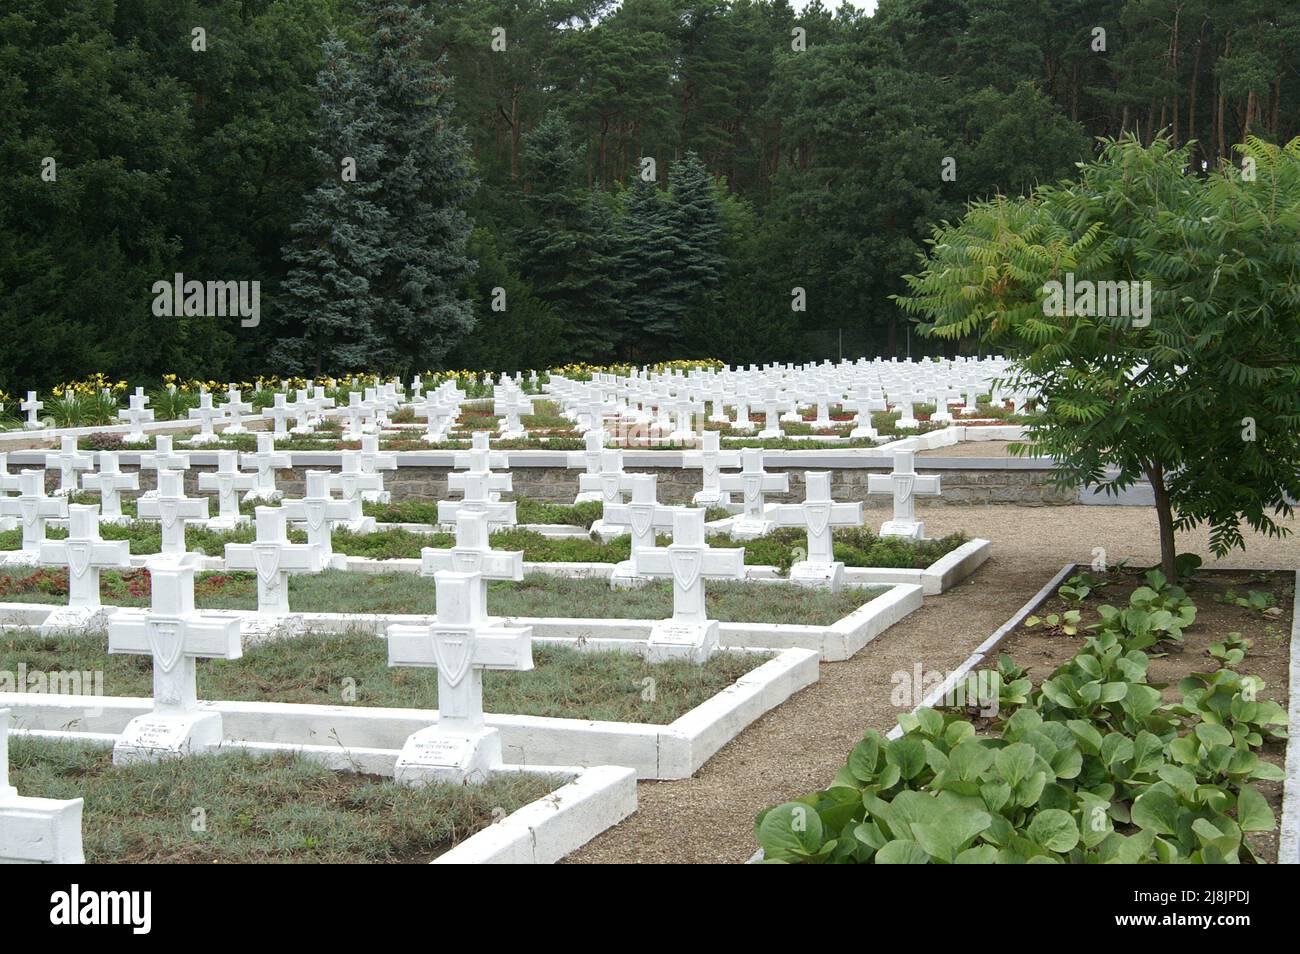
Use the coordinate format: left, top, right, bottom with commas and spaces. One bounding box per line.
1145, 460, 1178, 578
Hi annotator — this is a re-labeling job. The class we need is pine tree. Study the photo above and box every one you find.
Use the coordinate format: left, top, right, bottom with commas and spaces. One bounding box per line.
514, 112, 624, 360
360, 0, 477, 375
277, 35, 390, 376
617, 176, 686, 358
670, 151, 726, 345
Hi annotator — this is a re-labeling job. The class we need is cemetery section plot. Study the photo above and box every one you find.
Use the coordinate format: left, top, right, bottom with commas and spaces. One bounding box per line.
5, 735, 607, 864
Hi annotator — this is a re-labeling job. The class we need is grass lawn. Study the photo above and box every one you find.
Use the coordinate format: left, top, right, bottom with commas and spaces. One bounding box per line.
0, 568, 885, 626
7, 737, 559, 863
0, 631, 765, 723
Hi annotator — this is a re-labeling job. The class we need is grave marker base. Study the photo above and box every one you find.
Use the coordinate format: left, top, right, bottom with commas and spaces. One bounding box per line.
394, 725, 503, 786
38, 606, 118, 635
0, 797, 85, 864
112, 710, 223, 765
728, 515, 777, 540
788, 560, 846, 592
646, 619, 719, 664
879, 519, 925, 541
609, 560, 651, 589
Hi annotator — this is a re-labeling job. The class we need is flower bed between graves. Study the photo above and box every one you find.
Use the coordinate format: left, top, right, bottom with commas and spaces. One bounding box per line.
0, 520, 969, 573
754, 567, 1293, 864
3, 631, 765, 724
7, 737, 560, 863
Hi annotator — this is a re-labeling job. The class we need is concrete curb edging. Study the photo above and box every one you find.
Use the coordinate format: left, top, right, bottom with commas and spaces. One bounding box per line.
1279, 568, 1300, 866
885, 562, 1077, 740
1, 646, 820, 781
432, 764, 638, 864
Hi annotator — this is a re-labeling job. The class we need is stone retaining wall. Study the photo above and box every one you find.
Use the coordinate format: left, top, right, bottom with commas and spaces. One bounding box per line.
47, 461, 1077, 508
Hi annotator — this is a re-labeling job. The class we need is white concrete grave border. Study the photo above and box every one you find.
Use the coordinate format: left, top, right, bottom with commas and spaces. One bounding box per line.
0, 719, 634, 864
1, 642, 817, 781
0, 574, 921, 662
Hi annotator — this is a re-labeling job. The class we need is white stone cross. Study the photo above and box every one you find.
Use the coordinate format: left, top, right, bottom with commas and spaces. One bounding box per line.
136, 469, 208, 554
20, 391, 43, 429
261, 393, 295, 437
0, 708, 86, 863
280, 470, 354, 567
420, 510, 523, 620
634, 508, 745, 662
718, 448, 789, 538
566, 430, 606, 503
438, 470, 516, 527
0, 455, 17, 532
290, 388, 316, 435
46, 436, 94, 495
107, 552, 243, 763
453, 431, 509, 474
493, 393, 533, 439
893, 391, 919, 429
0, 470, 68, 560
605, 474, 682, 582
770, 471, 863, 590
682, 430, 740, 507
38, 503, 131, 629
327, 455, 381, 530
357, 434, 397, 503
197, 450, 256, 528
139, 435, 190, 498
224, 506, 324, 614
387, 570, 533, 785
117, 392, 155, 442
866, 450, 941, 540
239, 433, 291, 502
843, 397, 878, 440
186, 392, 225, 445
415, 397, 454, 443
220, 387, 253, 434
757, 389, 791, 439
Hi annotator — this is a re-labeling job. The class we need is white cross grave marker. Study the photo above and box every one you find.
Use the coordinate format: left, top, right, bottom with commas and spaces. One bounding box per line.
37, 503, 132, 631
220, 387, 253, 434
770, 471, 863, 591
0, 470, 68, 563
224, 507, 324, 615
420, 510, 523, 620
107, 552, 243, 763
357, 434, 397, 503
138, 435, 190, 499
682, 430, 740, 507
117, 392, 155, 443
280, 470, 354, 569
604, 474, 682, 586
136, 470, 208, 554
634, 508, 745, 663
327, 456, 380, 532
46, 436, 94, 495
21, 392, 44, 430
718, 448, 789, 539
866, 450, 941, 540
197, 450, 255, 529
239, 433, 291, 502
186, 392, 225, 445
79, 452, 138, 527
386, 570, 533, 785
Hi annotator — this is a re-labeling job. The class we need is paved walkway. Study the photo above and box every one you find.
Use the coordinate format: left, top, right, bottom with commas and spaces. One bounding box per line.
566, 504, 1298, 864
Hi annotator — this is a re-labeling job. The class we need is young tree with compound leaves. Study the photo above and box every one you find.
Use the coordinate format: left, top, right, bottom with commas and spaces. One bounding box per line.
897, 136, 1300, 577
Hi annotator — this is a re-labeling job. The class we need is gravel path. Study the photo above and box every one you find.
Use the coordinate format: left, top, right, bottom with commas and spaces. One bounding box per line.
565, 504, 1298, 864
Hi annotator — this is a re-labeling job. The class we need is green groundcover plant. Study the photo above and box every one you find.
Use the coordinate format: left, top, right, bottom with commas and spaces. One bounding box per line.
754, 582, 1286, 864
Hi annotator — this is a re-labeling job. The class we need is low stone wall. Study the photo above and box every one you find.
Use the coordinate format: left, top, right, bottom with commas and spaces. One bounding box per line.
41, 459, 1077, 508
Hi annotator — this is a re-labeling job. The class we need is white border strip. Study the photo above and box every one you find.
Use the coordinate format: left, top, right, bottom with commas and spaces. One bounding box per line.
1, 646, 819, 781
1279, 569, 1300, 866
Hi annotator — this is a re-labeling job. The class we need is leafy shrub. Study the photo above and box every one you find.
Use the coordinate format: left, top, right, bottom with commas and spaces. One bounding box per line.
755, 587, 1283, 864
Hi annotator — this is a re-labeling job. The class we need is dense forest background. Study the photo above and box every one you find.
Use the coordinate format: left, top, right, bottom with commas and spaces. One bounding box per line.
2, 0, 1297, 388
